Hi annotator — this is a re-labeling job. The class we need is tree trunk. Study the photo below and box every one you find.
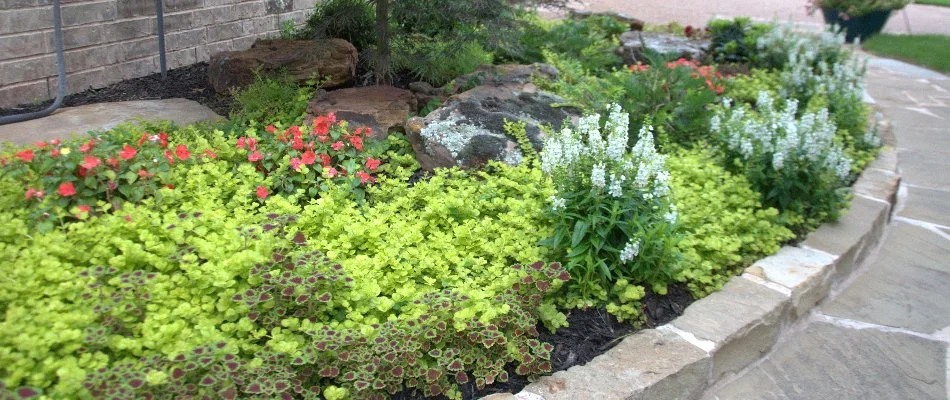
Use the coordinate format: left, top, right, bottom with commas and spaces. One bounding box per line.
374, 0, 391, 85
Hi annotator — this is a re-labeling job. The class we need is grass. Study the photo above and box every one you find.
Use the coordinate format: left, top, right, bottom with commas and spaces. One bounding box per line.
913, 0, 950, 6
863, 34, 950, 73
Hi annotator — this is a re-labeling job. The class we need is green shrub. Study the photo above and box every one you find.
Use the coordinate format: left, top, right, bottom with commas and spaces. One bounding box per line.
711, 92, 853, 233
725, 68, 784, 105
540, 105, 681, 321
300, 0, 376, 50
230, 75, 316, 128
392, 37, 494, 87
667, 148, 794, 296
707, 18, 773, 64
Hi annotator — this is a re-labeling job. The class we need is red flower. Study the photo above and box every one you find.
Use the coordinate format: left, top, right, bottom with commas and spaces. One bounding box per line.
203, 149, 217, 159
25, 188, 44, 200
82, 155, 101, 170
77, 205, 91, 213
290, 157, 303, 171
248, 151, 263, 162
236, 137, 247, 149
265, 124, 277, 133
107, 157, 119, 168
33, 141, 49, 149
137, 133, 149, 146
354, 127, 365, 136
319, 153, 332, 167
138, 169, 154, 178
119, 144, 137, 160
58, 182, 76, 197
164, 150, 175, 164
301, 150, 317, 165
356, 171, 375, 184
331, 141, 344, 151
292, 136, 304, 151
175, 144, 191, 160
15, 149, 34, 162
50, 148, 61, 158
79, 139, 95, 153
77, 166, 89, 178
256, 185, 269, 199
313, 116, 331, 136
348, 136, 363, 151
365, 157, 381, 171
158, 133, 169, 148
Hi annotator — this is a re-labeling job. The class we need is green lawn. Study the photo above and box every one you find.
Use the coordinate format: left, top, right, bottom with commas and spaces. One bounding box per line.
913, 0, 950, 7
863, 34, 950, 73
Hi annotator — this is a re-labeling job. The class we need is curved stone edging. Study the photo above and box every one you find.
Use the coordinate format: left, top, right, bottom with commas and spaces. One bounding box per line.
483, 119, 902, 400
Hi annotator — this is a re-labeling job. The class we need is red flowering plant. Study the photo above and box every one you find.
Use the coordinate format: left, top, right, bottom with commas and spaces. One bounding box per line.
0, 129, 202, 226
235, 113, 386, 202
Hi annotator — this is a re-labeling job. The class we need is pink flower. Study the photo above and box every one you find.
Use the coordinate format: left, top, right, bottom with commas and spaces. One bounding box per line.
15, 149, 34, 162
289, 157, 303, 171
265, 124, 277, 133
327, 112, 337, 123
365, 157, 381, 171
164, 150, 175, 164
348, 136, 363, 151
203, 149, 218, 159
326, 167, 338, 178
256, 185, 269, 199
79, 139, 95, 153
331, 141, 344, 151
50, 139, 61, 146
119, 145, 137, 160
50, 148, 61, 158
175, 144, 190, 160
107, 158, 119, 168
356, 171, 375, 184
82, 155, 101, 170
236, 137, 247, 149
138, 169, 154, 178
25, 188, 44, 200
58, 182, 76, 197
77, 205, 91, 213
248, 151, 263, 162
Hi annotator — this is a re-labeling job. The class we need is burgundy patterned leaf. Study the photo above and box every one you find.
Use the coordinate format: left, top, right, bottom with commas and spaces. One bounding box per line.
16, 387, 39, 399
391, 366, 404, 378
317, 293, 331, 302
447, 359, 463, 372
425, 369, 441, 382
172, 368, 185, 379
246, 383, 263, 394
455, 371, 469, 385
354, 381, 370, 391
319, 366, 339, 378
535, 281, 551, 291
199, 376, 216, 386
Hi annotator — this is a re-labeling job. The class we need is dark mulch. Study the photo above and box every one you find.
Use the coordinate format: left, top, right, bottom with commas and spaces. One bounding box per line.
393, 283, 694, 400
0, 63, 234, 118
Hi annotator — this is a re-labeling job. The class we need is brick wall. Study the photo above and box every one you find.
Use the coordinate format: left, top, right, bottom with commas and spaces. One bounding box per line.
0, 0, 317, 108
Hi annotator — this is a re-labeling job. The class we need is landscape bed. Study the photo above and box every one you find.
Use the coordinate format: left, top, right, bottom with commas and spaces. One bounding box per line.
0, 9, 882, 400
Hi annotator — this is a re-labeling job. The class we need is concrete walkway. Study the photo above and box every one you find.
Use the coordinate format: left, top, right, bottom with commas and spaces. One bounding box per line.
703, 59, 950, 399
0, 99, 222, 146
566, 0, 950, 35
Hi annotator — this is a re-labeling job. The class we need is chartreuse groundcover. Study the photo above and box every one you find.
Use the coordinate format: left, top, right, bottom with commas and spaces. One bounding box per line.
0, 18, 878, 400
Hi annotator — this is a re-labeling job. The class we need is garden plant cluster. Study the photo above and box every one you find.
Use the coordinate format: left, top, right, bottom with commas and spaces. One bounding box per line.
0, 10, 880, 400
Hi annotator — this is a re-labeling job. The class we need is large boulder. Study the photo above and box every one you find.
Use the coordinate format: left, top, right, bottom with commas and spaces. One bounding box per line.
406, 63, 579, 171
619, 31, 710, 65
207, 39, 357, 93
306, 86, 417, 141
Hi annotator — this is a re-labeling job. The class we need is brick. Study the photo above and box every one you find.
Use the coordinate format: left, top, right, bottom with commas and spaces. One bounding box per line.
0, 79, 49, 108
293, 0, 318, 11
62, 1, 117, 27
265, 0, 292, 14
0, 54, 56, 85
278, 10, 309, 25
64, 44, 116, 72
237, 1, 269, 20
0, 0, 51, 7
245, 15, 278, 35
109, 56, 157, 81
102, 18, 154, 42
0, 8, 54, 35
116, 0, 156, 18
206, 20, 245, 42
62, 24, 103, 49
166, 48, 196, 69
164, 0, 201, 12
195, 39, 233, 63
165, 28, 206, 52
0, 31, 51, 59
203, 0, 244, 6
163, 11, 196, 32
49, 66, 104, 94
109, 36, 158, 63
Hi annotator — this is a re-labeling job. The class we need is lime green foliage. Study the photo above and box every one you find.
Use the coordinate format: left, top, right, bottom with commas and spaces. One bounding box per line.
863, 34, 950, 73
667, 149, 793, 296
229, 75, 317, 128
726, 69, 784, 105
505, 119, 538, 163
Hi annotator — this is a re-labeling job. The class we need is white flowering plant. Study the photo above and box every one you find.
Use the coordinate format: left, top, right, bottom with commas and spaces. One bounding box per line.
711, 92, 852, 232
540, 104, 681, 318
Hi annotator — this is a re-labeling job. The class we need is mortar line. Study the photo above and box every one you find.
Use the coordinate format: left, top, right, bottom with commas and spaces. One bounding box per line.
813, 313, 950, 344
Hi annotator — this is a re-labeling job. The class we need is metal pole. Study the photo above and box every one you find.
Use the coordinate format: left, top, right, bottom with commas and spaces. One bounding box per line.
0, 0, 66, 125
156, 0, 167, 79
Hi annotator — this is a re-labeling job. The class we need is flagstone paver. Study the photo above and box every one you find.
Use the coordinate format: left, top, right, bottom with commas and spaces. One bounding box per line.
704, 58, 949, 400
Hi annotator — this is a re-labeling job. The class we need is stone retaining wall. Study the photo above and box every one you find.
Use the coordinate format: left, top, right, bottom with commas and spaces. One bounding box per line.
486, 119, 902, 400
0, 0, 317, 108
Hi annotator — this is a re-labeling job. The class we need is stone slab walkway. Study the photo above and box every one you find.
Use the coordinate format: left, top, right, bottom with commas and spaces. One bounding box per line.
562, 0, 950, 35
0, 98, 222, 146
704, 59, 950, 400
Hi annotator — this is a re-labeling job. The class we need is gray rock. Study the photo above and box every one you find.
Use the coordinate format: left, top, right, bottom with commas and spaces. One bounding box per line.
619, 31, 710, 65
897, 185, 950, 227
670, 277, 789, 381
406, 64, 578, 171
744, 246, 836, 320
207, 39, 357, 93
801, 195, 890, 282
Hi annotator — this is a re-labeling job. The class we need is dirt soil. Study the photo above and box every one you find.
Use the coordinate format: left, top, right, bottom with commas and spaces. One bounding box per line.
0, 63, 234, 118
393, 284, 694, 400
